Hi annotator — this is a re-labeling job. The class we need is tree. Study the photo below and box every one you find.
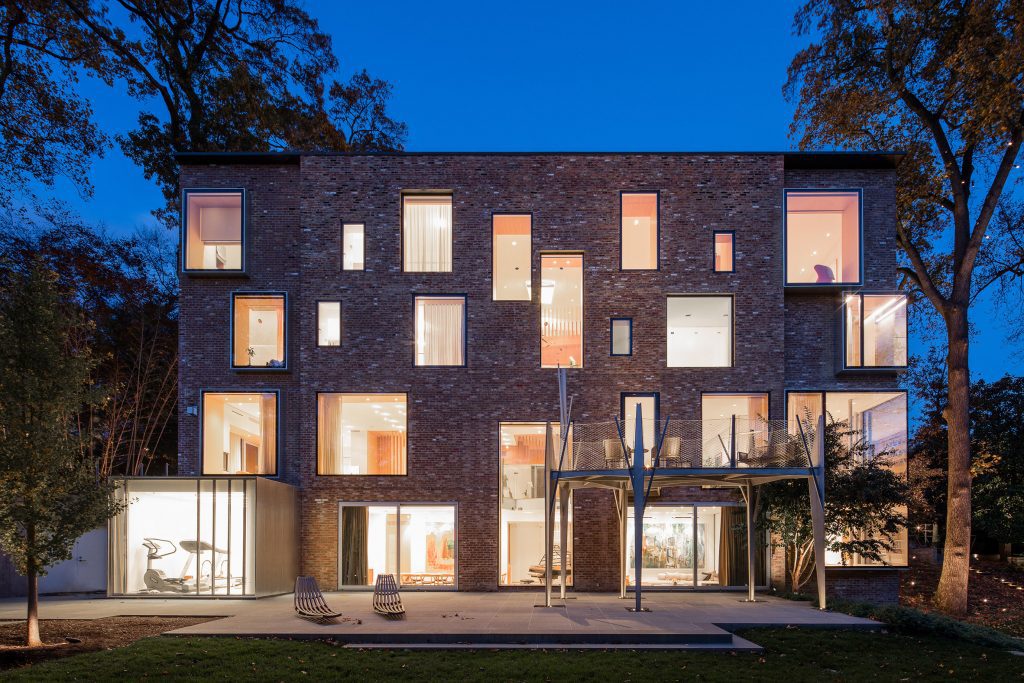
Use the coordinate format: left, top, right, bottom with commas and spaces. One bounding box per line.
0, 257, 123, 646
761, 418, 908, 595
786, 0, 1024, 615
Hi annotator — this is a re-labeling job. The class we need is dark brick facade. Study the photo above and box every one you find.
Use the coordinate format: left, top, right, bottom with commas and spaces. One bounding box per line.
177, 152, 903, 600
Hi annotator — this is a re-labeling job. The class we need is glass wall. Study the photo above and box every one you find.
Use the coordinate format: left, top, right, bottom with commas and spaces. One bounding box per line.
339, 504, 456, 588
403, 195, 452, 272
414, 296, 465, 366
621, 192, 658, 269
700, 393, 769, 467
343, 223, 365, 271
318, 393, 407, 475
493, 214, 531, 300
666, 295, 732, 367
182, 190, 243, 272
232, 294, 285, 368
202, 392, 277, 475
540, 254, 583, 368
844, 293, 908, 368
317, 301, 341, 347
785, 190, 861, 284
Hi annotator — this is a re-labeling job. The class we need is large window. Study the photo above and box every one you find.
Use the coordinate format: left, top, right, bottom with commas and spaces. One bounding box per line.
182, 190, 243, 272
493, 214, 531, 300
843, 293, 907, 369
318, 393, 407, 475
713, 232, 734, 272
621, 192, 658, 270
343, 223, 365, 271
499, 423, 571, 586
339, 504, 455, 588
701, 393, 769, 467
541, 254, 583, 368
202, 392, 277, 475
414, 296, 466, 366
232, 293, 286, 369
666, 295, 732, 367
787, 390, 908, 567
785, 190, 861, 285
317, 301, 341, 347
403, 195, 452, 272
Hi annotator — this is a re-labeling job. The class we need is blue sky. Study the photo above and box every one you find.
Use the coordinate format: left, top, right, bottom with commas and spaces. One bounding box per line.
62, 0, 1019, 383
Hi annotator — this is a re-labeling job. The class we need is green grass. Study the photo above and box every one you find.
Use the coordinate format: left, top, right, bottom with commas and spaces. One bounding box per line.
3, 629, 1023, 681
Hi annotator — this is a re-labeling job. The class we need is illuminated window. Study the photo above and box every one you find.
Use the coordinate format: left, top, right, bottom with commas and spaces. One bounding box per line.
343, 223, 365, 271
403, 195, 452, 272
318, 394, 407, 475
621, 192, 658, 269
317, 301, 341, 347
666, 295, 732, 367
492, 214, 531, 300
713, 232, 734, 272
700, 393, 769, 467
541, 254, 583, 368
610, 318, 632, 356
785, 190, 861, 285
414, 296, 465, 366
843, 293, 907, 369
182, 190, 243, 272
232, 293, 286, 369
202, 392, 277, 475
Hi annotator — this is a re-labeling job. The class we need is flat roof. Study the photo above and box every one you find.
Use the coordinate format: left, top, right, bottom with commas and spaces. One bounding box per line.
174, 150, 904, 169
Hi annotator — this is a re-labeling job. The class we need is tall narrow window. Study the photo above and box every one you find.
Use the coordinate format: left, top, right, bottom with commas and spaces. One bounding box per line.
610, 318, 632, 356
785, 190, 862, 285
318, 393, 407, 475
414, 296, 465, 366
182, 190, 243, 272
621, 192, 658, 270
317, 301, 341, 347
232, 293, 286, 369
492, 214, 531, 300
202, 392, 277, 475
541, 254, 583, 368
343, 223, 365, 271
713, 232, 734, 272
666, 295, 732, 367
843, 293, 907, 369
403, 195, 452, 272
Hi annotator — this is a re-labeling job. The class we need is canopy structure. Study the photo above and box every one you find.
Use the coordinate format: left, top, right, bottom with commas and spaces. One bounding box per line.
541, 369, 828, 611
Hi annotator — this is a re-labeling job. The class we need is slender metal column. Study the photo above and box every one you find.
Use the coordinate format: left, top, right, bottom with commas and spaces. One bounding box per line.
559, 485, 569, 600
617, 488, 627, 599
808, 414, 828, 609
629, 402, 649, 611
743, 481, 757, 602
543, 422, 553, 608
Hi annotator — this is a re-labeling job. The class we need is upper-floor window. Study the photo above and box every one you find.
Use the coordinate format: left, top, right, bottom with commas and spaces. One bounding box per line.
414, 295, 465, 366
343, 223, 365, 271
403, 194, 452, 272
182, 189, 243, 272
785, 190, 861, 285
701, 393, 769, 467
232, 293, 286, 369
610, 318, 632, 356
317, 301, 342, 347
202, 391, 277, 475
492, 214, 531, 300
713, 232, 734, 272
318, 393, 407, 475
541, 254, 583, 368
843, 293, 907, 369
666, 295, 732, 367
621, 192, 658, 270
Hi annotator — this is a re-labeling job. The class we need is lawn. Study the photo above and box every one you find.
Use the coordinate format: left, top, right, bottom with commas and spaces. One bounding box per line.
4, 628, 1023, 681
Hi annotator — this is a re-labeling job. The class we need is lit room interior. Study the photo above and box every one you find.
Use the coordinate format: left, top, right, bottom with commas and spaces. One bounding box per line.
184, 191, 242, 271
232, 294, 285, 367
666, 296, 732, 367
492, 214, 532, 300
845, 294, 908, 367
318, 393, 407, 475
785, 190, 860, 284
540, 254, 583, 368
700, 393, 769, 467
202, 392, 277, 475
621, 193, 658, 269
317, 301, 341, 346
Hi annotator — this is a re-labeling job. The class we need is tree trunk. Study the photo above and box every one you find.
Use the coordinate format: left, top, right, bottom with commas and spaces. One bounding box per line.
934, 304, 972, 615
25, 522, 41, 647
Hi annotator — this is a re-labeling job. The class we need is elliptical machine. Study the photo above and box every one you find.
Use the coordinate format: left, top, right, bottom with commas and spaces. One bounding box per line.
141, 538, 191, 593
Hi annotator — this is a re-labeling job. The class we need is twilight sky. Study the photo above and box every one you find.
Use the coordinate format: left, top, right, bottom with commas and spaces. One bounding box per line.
60, 0, 1019, 384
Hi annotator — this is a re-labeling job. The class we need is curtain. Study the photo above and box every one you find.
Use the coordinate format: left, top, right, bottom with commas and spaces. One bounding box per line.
317, 395, 342, 474
417, 298, 464, 365
718, 506, 744, 586
341, 507, 368, 585
404, 197, 452, 271
259, 394, 277, 475
368, 431, 406, 475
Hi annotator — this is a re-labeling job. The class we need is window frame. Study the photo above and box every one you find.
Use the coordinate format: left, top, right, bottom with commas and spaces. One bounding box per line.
665, 293, 735, 368
315, 391, 410, 477
199, 389, 281, 477
619, 190, 661, 271
539, 251, 585, 369
491, 211, 533, 302
342, 222, 366, 272
712, 230, 735, 273
609, 317, 633, 357
839, 291, 909, 373
400, 191, 454, 274
315, 299, 342, 348
782, 188, 864, 288
180, 188, 247, 276
229, 291, 288, 372
412, 293, 468, 368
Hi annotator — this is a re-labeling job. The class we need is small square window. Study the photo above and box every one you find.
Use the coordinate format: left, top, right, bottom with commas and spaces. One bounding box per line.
343, 223, 365, 271
232, 293, 286, 369
182, 190, 244, 272
713, 232, 734, 272
610, 318, 632, 356
785, 190, 862, 285
415, 295, 466, 366
843, 293, 907, 369
621, 192, 658, 270
403, 195, 453, 272
317, 301, 341, 347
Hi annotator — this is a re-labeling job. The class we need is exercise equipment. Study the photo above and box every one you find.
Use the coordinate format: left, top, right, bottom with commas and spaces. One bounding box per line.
141, 538, 191, 593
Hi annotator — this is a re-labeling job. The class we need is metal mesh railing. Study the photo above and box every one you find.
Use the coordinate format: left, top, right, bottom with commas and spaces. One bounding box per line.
561, 418, 815, 472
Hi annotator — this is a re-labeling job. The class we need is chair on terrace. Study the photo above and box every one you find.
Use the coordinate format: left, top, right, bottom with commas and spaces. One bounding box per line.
294, 576, 343, 622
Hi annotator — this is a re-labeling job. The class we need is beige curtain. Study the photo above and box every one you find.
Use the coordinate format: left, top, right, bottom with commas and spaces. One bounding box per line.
417, 297, 464, 365
403, 197, 452, 271
260, 394, 277, 475
317, 395, 342, 474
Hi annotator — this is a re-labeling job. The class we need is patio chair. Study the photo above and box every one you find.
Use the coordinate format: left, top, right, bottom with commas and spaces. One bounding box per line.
372, 573, 406, 618
658, 437, 683, 467
294, 576, 343, 622
603, 438, 627, 469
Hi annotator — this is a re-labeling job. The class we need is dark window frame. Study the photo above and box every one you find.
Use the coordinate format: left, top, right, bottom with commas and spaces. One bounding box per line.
619, 190, 661, 272
610, 317, 633, 356
712, 230, 735, 273
782, 188, 865, 288
839, 291, 908, 373
180, 188, 247, 277
412, 293, 468, 368
400, 191, 455, 274
315, 391, 410, 477
665, 293, 736, 368
539, 251, 585, 369
229, 291, 288, 372
315, 299, 343, 348
342, 222, 366, 272
491, 211, 533, 302
198, 389, 281, 478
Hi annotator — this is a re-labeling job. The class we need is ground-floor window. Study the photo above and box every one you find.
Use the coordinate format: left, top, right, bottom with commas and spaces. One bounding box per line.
626, 504, 765, 588
338, 504, 456, 589
499, 423, 572, 586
